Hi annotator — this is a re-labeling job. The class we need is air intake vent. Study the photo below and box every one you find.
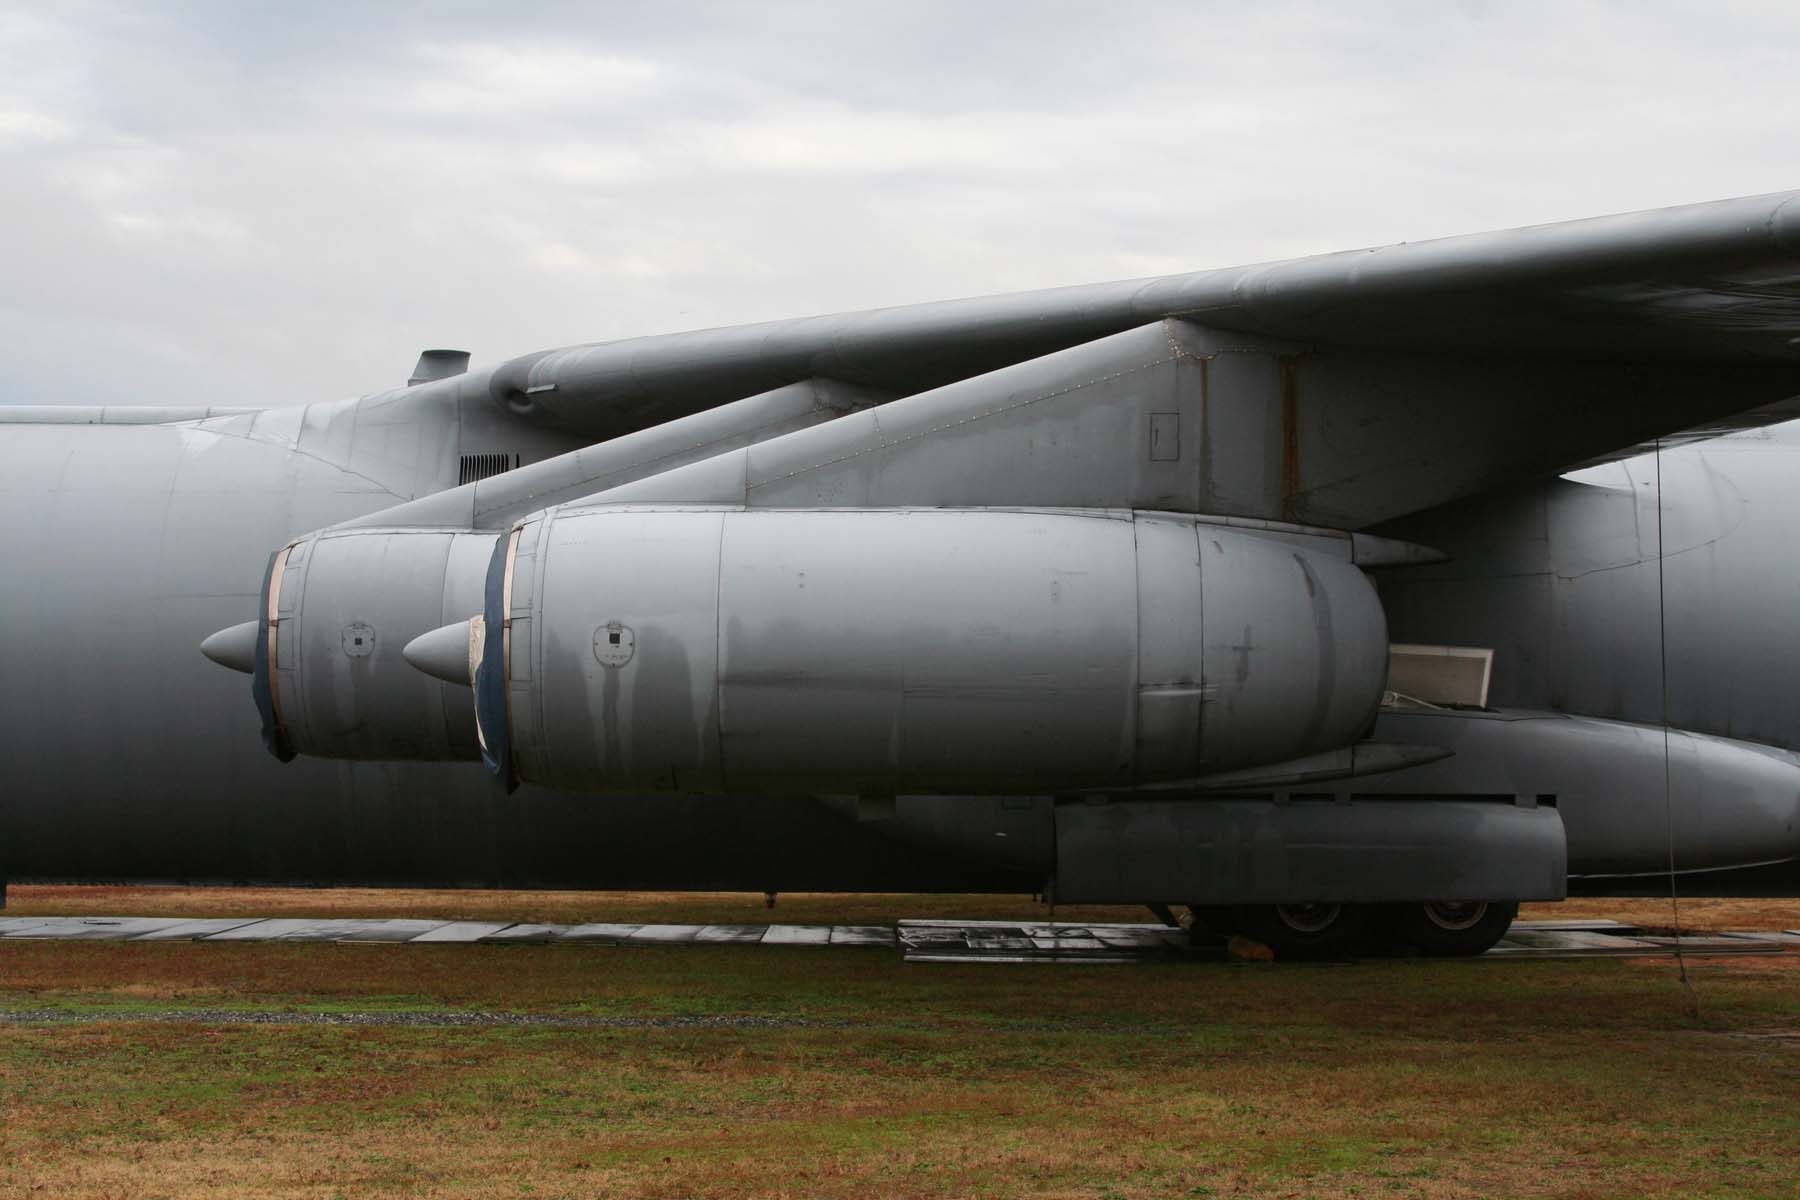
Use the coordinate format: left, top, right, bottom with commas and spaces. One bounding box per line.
459, 452, 520, 486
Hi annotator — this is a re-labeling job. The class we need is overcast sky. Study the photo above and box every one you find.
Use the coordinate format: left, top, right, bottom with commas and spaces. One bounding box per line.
3, 1, 1797, 407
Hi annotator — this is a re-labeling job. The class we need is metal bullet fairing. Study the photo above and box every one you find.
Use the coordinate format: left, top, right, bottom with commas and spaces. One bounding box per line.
403, 619, 479, 686
481, 506, 1390, 796
199, 621, 260, 675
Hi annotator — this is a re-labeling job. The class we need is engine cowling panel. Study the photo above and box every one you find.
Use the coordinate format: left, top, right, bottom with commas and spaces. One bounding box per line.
260, 527, 496, 761
480, 506, 1389, 795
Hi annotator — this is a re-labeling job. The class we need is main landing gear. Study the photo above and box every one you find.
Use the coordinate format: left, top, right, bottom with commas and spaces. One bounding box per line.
1180, 900, 1520, 959
1233, 902, 1370, 956
1379, 900, 1519, 957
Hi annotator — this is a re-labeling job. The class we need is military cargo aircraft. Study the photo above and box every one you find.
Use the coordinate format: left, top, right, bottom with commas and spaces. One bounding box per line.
4, 191, 1799, 956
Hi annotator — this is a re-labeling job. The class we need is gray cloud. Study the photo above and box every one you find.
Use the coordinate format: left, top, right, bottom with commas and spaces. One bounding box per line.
2, 1, 1797, 406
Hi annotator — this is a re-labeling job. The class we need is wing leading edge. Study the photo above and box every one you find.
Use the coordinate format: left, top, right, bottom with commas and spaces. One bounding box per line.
485, 190, 1800, 445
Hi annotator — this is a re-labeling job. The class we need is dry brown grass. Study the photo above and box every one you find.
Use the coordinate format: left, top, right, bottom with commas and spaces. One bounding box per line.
0, 904, 1796, 1199
1522, 896, 1800, 932
10, 884, 1798, 934
0, 946, 1794, 1199
3, 884, 1147, 926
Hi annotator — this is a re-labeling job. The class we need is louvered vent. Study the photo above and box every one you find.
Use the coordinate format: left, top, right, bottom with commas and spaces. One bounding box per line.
459, 452, 521, 485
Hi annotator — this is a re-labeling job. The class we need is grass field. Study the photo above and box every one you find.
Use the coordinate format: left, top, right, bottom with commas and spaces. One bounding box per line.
1, 889, 1796, 1199
10, 883, 1799, 933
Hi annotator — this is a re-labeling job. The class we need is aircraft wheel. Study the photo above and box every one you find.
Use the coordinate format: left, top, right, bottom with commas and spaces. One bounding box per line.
1384, 900, 1518, 957
1230, 902, 1369, 958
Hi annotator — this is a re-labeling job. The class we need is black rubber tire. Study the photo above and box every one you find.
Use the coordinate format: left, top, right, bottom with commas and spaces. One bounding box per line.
1230, 903, 1370, 958
1383, 900, 1519, 957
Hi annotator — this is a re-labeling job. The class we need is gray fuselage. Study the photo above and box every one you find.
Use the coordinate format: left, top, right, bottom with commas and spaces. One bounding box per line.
1, 393, 1797, 894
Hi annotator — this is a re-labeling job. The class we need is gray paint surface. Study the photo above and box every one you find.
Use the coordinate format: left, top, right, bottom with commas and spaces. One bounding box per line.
1378, 426, 1800, 749
499, 507, 1383, 794
5, 192, 1800, 901
486, 190, 1800, 444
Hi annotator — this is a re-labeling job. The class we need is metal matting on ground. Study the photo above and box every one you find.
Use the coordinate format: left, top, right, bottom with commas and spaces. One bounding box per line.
0, 915, 892, 948
0, 914, 1792, 962
896, 918, 1796, 963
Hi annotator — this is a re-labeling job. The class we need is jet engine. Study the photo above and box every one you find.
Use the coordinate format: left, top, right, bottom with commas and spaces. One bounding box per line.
239, 527, 497, 761
465, 505, 1389, 794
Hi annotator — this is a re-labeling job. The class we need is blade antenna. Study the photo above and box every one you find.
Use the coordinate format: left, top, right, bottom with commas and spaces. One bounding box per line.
1655, 436, 1697, 1012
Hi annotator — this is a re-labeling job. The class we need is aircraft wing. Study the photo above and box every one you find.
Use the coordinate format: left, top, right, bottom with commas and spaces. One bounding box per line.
486, 191, 1800, 422
447, 191, 1800, 529
1160, 188, 1800, 361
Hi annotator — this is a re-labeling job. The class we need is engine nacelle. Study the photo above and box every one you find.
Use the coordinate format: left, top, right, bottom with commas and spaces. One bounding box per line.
476, 506, 1389, 794
256, 527, 495, 760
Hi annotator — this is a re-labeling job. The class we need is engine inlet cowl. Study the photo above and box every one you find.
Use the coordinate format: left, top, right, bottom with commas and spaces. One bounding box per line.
235, 528, 498, 762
